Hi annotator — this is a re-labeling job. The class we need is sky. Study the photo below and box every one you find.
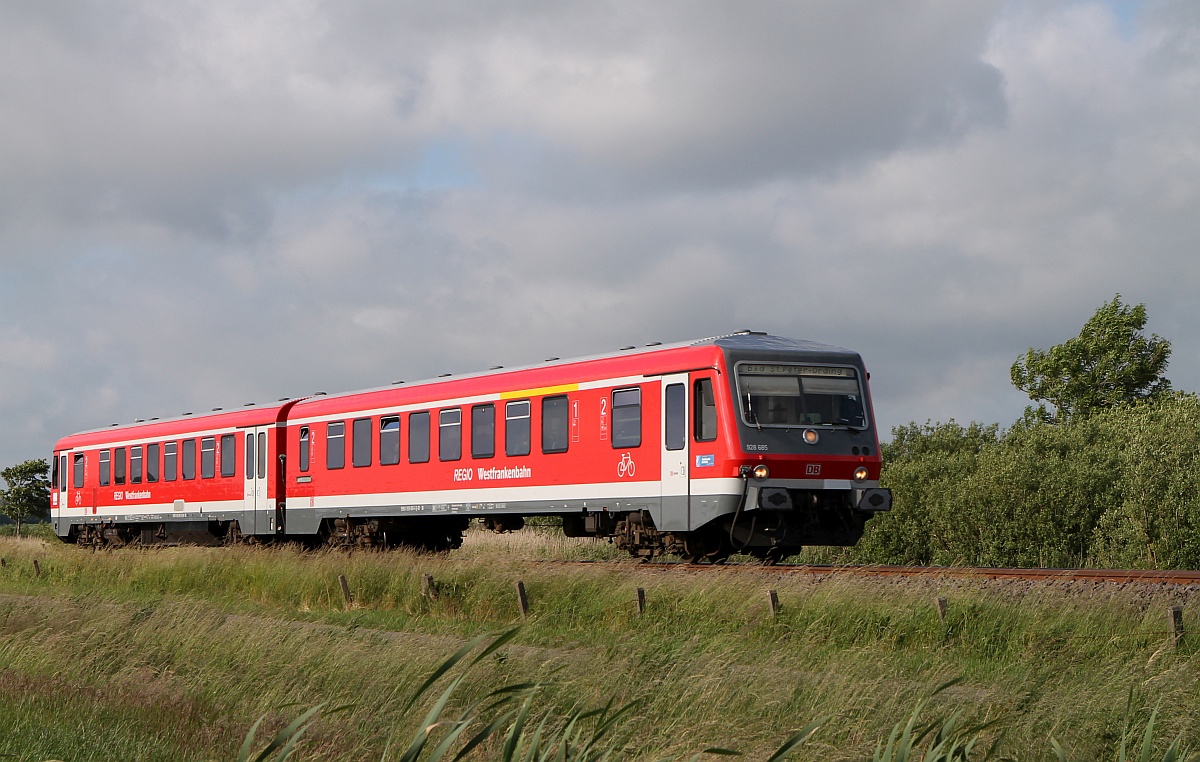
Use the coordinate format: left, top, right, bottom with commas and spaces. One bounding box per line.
2, 0, 1198, 468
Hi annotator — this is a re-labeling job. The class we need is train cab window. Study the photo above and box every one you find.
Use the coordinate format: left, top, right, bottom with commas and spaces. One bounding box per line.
51, 456, 59, 491
439, 408, 462, 461
471, 404, 495, 459
694, 378, 718, 442
506, 400, 531, 457
409, 412, 430, 463
665, 383, 685, 451
60, 454, 68, 490
72, 453, 84, 488
99, 450, 111, 486
164, 442, 178, 481
380, 417, 400, 465
114, 447, 126, 485
298, 427, 310, 472
147, 443, 160, 483
541, 396, 569, 454
612, 387, 642, 448
130, 446, 143, 484
182, 439, 196, 480
220, 434, 236, 477
737, 364, 865, 428
200, 438, 216, 478
353, 418, 372, 467
327, 422, 345, 469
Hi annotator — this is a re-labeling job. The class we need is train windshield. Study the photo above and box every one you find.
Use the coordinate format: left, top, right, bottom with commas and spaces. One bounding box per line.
736, 363, 866, 428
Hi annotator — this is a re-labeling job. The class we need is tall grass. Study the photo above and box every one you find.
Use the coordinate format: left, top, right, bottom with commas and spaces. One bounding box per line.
1, 532, 1199, 759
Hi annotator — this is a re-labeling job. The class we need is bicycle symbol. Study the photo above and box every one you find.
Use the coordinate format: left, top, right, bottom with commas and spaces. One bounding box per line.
617, 452, 636, 478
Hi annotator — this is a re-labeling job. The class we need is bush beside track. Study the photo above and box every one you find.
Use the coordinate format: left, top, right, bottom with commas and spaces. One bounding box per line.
818, 393, 1200, 570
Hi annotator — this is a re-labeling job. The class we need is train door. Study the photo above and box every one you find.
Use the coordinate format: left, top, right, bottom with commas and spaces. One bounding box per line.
243, 426, 271, 534
661, 373, 690, 527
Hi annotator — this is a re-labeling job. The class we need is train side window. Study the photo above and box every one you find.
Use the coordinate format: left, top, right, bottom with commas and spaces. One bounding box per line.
220, 434, 236, 477
352, 418, 372, 467
200, 438, 216, 478
164, 442, 178, 481
60, 454, 68, 490
327, 422, 346, 469
439, 408, 462, 461
665, 383, 685, 451
257, 432, 266, 479
182, 439, 196, 480
51, 455, 59, 491
694, 378, 717, 442
99, 450, 111, 486
471, 404, 495, 459
131, 446, 143, 484
245, 433, 255, 479
380, 417, 400, 465
147, 443, 159, 483
541, 396, 568, 454
114, 447, 126, 485
298, 427, 310, 472
612, 387, 642, 448
409, 412, 430, 463
72, 453, 84, 488
506, 400, 531, 457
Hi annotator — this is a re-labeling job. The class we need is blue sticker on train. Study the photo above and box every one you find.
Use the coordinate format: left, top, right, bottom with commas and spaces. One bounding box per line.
695, 454, 715, 468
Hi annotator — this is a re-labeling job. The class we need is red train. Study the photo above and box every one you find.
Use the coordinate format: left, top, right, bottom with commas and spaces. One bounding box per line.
50, 332, 891, 561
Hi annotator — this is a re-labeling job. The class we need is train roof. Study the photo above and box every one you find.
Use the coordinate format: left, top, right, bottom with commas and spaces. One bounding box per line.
55, 331, 861, 447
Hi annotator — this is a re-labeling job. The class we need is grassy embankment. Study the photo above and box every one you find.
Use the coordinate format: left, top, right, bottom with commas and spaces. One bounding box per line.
1, 528, 1199, 760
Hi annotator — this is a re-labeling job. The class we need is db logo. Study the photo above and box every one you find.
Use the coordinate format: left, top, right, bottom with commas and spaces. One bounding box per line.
805, 464, 821, 476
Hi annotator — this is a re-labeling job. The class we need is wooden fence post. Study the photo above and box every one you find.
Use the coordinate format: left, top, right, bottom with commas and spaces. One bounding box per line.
936, 597, 948, 624
515, 580, 529, 618
422, 573, 438, 600
33, 559, 40, 578
338, 574, 352, 606
1169, 605, 1184, 647
636, 588, 646, 616
767, 590, 780, 617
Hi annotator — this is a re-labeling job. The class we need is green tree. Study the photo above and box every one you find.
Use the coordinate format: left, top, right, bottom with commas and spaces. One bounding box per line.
1010, 295, 1171, 422
1, 458, 50, 538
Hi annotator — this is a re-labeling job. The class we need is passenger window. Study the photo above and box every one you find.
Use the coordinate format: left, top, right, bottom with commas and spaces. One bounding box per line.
298, 427, 310, 472
439, 408, 462, 461
73, 453, 85, 488
114, 447, 126, 485
164, 442, 178, 481
472, 404, 495, 459
380, 417, 400, 465
99, 450, 111, 486
353, 418, 372, 467
146, 443, 159, 483
612, 387, 642, 448
182, 439, 196, 480
409, 412, 430, 463
245, 433, 255, 479
694, 378, 717, 442
541, 396, 569, 454
60, 454, 68, 490
506, 400, 531, 457
327, 422, 345, 469
201, 437, 216, 478
220, 434, 236, 477
131, 446, 143, 484
257, 432, 266, 479
665, 383, 685, 451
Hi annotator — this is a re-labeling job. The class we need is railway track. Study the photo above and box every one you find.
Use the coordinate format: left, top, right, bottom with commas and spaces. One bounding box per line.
551, 559, 1200, 585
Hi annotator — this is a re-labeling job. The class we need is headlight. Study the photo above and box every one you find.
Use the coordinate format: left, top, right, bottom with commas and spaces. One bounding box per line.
853, 466, 869, 482
803, 429, 819, 445
752, 464, 770, 480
